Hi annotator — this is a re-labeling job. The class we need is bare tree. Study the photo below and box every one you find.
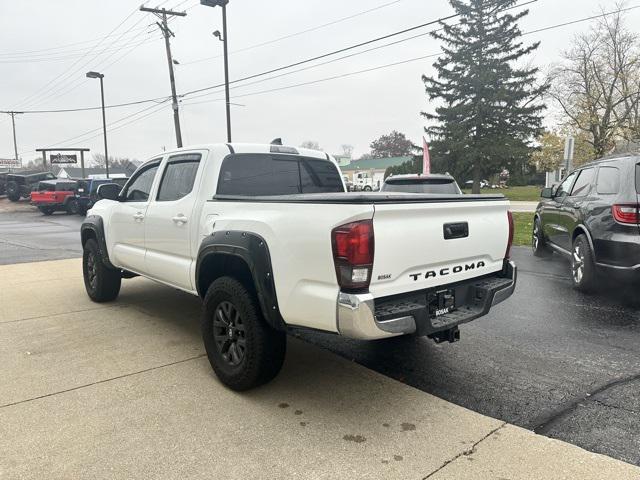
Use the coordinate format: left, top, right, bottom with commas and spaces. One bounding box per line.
550, 4, 640, 157
300, 140, 321, 150
340, 144, 354, 158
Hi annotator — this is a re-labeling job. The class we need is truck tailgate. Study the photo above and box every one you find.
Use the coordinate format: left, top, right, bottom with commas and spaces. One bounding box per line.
369, 199, 510, 298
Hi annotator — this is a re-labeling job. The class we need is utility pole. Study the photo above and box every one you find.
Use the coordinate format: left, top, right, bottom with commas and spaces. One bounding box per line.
1, 111, 23, 170
140, 5, 186, 148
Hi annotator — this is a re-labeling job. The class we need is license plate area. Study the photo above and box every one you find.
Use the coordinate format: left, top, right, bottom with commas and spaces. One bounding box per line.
428, 288, 456, 318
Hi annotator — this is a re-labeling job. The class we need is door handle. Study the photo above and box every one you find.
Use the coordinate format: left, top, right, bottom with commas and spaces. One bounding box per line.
172, 215, 188, 224
133, 212, 144, 221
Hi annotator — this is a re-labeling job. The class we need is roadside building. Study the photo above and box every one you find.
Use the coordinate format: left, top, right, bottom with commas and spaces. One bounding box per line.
339, 156, 411, 190
56, 166, 129, 180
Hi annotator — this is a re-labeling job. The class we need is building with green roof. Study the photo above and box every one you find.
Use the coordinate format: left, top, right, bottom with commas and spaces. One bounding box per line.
339, 156, 412, 190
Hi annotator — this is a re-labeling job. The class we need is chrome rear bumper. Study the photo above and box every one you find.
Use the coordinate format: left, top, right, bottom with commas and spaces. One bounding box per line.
337, 261, 516, 340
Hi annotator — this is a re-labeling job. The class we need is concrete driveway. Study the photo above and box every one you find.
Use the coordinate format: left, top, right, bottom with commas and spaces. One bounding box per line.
1, 259, 638, 479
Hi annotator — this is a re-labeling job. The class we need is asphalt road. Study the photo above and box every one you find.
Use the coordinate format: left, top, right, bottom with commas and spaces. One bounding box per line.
0, 204, 83, 265
1, 199, 639, 466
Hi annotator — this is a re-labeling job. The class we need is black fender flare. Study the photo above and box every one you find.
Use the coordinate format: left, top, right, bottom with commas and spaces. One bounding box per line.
196, 231, 286, 331
81, 215, 116, 269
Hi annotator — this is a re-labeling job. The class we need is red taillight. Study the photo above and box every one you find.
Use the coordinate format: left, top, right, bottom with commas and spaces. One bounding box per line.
612, 204, 640, 224
331, 220, 374, 291
505, 211, 514, 259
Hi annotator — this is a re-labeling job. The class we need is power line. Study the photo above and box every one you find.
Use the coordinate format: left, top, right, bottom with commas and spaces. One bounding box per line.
180, 0, 406, 66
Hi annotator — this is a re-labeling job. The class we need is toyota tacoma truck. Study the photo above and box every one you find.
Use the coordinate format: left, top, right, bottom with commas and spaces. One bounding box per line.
81, 143, 516, 390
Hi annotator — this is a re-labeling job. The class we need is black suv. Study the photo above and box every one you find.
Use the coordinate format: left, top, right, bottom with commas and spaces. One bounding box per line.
533, 155, 640, 291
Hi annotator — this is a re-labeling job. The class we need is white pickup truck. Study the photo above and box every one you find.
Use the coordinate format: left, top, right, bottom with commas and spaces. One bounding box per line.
81, 143, 516, 390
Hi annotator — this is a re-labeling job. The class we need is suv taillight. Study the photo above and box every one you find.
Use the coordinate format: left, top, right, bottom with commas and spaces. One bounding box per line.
612, 204, 640, 224
331, 220, 374, 291
505, 211, 514, 259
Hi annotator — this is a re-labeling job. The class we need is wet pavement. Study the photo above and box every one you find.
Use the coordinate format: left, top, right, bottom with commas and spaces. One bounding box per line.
0, 202, 83, 265
1, 199, 639, 466
299, 248, 640, 465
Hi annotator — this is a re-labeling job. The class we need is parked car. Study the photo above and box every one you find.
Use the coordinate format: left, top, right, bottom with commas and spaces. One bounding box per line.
533, 154, 640, 291
30, 179, 79, 215
75, 177, 128, 215
5, 171, 56, 202
0, 172, 7, 196
81, 143, 516, 390
464, 179, 490, 189
381, 173, 462, 194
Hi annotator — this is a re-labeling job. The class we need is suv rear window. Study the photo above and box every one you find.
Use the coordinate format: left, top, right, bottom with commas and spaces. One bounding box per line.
596, 166, 620, 194
217, 154, 343, 196
382, 178, 461, 194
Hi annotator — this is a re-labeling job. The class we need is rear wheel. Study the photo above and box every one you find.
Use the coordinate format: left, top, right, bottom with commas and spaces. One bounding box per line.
532, 217, 551, 257
6, 181, 20, 201
66, 198, 80, 215
82, 238, 121, 302
571, 234, 596, 292
363, 185, 372, 191
38, 206, 54, 216
202, 277, 286, 391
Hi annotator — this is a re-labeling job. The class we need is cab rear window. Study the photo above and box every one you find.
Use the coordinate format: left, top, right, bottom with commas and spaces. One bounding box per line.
217, 154, 344, 196
382, 179, 461, 194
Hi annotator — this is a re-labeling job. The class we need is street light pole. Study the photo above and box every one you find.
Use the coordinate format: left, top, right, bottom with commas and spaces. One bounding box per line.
86, 71, 109, 178
201, 0, 232, 142
221, 2, 231, 142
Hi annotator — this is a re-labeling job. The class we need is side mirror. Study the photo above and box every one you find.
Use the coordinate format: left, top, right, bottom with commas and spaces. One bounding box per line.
97, 183, 122, 201
540, 187, 553, 199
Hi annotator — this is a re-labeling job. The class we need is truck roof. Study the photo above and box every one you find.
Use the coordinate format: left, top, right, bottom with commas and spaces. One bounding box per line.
152, 143, 331, 161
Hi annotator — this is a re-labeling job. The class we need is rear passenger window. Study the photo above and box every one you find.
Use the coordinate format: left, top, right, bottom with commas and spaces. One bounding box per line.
217, 154, 343, 196
570, 168, 595, 197
636, 164, 640, 194
596, 167, 620, 194
156, 154, 201, 201
300, 159, 344, 193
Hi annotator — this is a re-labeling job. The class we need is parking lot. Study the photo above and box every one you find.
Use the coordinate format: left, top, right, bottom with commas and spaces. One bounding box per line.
1, 198, 639, 477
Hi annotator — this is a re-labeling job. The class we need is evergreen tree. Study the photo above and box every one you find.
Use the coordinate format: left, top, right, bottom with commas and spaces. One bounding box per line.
422, 0, 547, 193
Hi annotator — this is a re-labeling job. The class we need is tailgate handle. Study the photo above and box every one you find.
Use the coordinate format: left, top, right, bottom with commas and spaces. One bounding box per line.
443, 222, 468, 240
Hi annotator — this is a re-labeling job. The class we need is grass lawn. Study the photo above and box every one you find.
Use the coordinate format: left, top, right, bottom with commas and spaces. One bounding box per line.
462, 185, 542, 202
512, 212, 534, 247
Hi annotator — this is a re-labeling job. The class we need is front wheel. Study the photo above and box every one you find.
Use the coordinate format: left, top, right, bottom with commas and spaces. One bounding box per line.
363, 185, 372, 191
82, 238, 121, 302
66, 198, 80, 215
571, 234, 597, 292
202, 277, 286, 391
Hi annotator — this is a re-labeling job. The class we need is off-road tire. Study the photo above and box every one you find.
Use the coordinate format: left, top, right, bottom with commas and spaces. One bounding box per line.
82, 238, 121, 302
66, 198, 80, 215
38, 206, 54, 216
202, 277, 286, 391
532, 217, 551, 258
6, 181, 20, 202
571, 234, 597, 293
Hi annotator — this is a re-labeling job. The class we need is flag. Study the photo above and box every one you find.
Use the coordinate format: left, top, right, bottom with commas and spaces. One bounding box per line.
422, 137, 431, 174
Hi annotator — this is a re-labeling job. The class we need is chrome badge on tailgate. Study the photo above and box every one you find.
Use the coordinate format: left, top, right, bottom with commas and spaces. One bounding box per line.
409, 261, 486, 282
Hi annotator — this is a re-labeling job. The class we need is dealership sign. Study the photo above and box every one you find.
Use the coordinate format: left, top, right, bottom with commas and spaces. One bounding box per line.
50, 153, 78, 164
0, 158, 20, 167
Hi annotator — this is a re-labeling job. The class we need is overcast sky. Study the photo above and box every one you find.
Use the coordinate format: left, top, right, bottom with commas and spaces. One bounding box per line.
0, 0, 637, 164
